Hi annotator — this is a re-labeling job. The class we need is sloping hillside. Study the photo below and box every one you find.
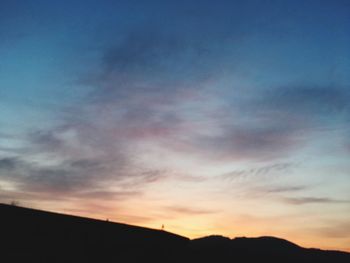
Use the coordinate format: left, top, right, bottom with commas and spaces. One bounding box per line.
1, 204, 349, 263
1, 204, 188, 262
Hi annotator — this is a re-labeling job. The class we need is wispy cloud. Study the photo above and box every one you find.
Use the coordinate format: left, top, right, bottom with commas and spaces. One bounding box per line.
282, 197, 349, 205
0, 156, 156, 202
222, 162, 295, 181
259, 86, 350, 118
265, 186, 308, 193
0, 157, 17, 170
165, 205, 217, 216
189, 85, 350, 161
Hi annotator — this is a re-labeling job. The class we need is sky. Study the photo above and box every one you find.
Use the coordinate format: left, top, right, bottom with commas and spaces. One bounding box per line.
1, 0, 350, 252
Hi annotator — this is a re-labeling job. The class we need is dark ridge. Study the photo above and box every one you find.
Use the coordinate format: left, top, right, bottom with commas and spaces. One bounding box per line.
188, 235, 350, 263
231, 236, 302, 251
1, 203, 188, 263
1, 203, 349, 263
191, 235, 300, 250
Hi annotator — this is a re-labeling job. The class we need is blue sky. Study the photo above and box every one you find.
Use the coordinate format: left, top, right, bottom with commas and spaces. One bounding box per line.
0, 0, 350, 251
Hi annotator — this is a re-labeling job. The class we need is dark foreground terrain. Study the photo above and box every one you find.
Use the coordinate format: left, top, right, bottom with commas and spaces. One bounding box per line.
1, 203, 349, 263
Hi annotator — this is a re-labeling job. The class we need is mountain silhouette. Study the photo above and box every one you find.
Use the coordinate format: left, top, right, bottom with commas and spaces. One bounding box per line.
1, 203, 349, 263
189, 235, 350, 262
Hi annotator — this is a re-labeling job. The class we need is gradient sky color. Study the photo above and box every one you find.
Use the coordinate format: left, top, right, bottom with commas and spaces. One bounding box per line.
1, 0, 350, 252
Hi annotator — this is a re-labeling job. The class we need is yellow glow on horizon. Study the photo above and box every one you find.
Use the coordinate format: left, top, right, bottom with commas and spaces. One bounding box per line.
16, 199, 349, 253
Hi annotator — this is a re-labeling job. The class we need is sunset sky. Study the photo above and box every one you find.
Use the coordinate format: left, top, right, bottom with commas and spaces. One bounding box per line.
1, 0, 350, 252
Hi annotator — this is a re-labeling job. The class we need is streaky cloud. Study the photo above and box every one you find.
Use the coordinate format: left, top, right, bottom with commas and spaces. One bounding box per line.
165, 205, 218, 215
282, 197, 350, 205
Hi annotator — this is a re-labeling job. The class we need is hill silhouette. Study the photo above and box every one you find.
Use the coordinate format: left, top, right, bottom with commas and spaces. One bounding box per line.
1, 203, 349, 263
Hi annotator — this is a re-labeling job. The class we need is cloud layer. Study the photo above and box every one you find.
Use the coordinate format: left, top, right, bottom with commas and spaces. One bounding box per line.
1, 0, 350, 252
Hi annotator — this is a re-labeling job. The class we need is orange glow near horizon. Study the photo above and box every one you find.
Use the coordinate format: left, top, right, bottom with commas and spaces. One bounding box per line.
16, 199, 349, 253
